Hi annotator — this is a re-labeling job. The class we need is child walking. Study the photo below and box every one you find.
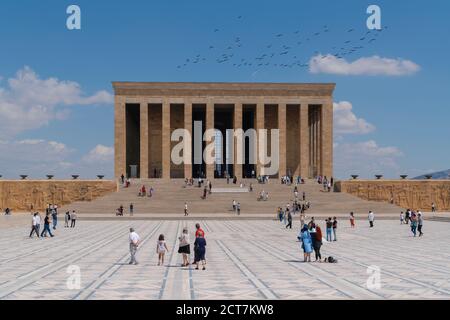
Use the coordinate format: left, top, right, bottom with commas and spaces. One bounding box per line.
349, 212, 355, 228
156, 234, 169, 266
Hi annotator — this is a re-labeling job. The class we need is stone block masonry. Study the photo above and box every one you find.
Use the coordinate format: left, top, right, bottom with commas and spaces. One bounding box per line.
0, 180, 117, 212
335, 180, 450, 211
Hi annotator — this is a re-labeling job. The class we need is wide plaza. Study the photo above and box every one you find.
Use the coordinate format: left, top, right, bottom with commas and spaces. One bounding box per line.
1, 215, 449, 300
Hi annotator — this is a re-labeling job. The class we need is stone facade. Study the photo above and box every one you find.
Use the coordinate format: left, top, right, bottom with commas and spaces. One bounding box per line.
335, 180, 450, 211
113, 82, 335, 180
0, 180, 117, 212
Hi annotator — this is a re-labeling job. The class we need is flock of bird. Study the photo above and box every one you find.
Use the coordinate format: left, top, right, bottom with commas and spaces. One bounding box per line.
176, 15, 388, 70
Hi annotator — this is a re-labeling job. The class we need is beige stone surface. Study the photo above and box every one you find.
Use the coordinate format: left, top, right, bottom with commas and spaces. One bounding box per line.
336, 180, 450, 211
299, 104, 309, 178
206, 101, 215, 179
184, 102, 193, 179
278, 103, 287, 177
233, 103, 243, 178
321, 101, 333, 178
0, 180, 117, 211
162, 99, 170, 179
256, 101, 265, 176
140, 102, 149, 179
114, 96, 126, 178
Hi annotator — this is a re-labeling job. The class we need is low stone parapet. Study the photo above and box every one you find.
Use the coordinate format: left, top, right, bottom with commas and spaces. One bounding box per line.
0, 180, 117, 211
335, 179, 450, 211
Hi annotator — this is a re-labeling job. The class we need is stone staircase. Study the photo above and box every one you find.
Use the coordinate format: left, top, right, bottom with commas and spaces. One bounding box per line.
61, 179, 403, 216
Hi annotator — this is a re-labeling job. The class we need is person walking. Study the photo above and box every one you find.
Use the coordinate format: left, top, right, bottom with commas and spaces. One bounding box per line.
70, 210, 77, 228
410, 212, 418, 237
184, 202, 188, 216
418, 212, 424, 236
156, 234, 169, 266
299, 224, 313, 262
286, 210, 293, 229
129, 203, 134, 216
400, 211, 405, 224
64, 211, 70, 228
405, 209, 410, 225
36, 212, 42, 234
326, 218, 333, 241
178, 227, 191, 266
300, 212, 305, 227
40, 213, 54, 237
431, 202, 436, 213
237, 202, 241, 215
368, 211, 375, 228
332, 217, 338, 241
194, 233, 207, 270
349, 212, 355, 228
29, 212, 40, 238
314, 225, 323, 262
129, 228, 140, 265
51, 206, 58, 230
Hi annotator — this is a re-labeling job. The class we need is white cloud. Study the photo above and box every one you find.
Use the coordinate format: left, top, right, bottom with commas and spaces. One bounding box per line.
0, 139, 74, 177
0, 140, 113, 179
334, 140, 403, 178
334, 101, 375, 135
309, 54, 420, 76
82, 144, 114, 164
0, 66, 113, 139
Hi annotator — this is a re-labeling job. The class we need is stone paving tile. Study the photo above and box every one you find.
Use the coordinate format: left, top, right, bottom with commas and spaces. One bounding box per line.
0, 218, 449, 300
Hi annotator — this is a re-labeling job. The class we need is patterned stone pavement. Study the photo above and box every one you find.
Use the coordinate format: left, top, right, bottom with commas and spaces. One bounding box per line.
0, 216, 449, 300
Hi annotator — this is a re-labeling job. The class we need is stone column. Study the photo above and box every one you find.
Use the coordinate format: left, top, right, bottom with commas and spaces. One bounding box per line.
234, 103, 243, 179
299, 104, 309, 178
315, 108, 320, 176
140, 102, 149, 179
184, 102, 192, 179
321, 101, 333, 178
206, 101, 215, 179
162, 100, 171, 179
256, 102, 265, 176
114, 96, 126, 178
278, 103, 287, 177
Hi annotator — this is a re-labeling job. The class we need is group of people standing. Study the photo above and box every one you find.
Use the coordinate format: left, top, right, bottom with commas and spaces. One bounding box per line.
316, 176, 333, 192
298, 218, 325, 262
138, 185, 154, 197
128, 223, 207, 270
400, 209, 424, 237
29, 207, 77, 239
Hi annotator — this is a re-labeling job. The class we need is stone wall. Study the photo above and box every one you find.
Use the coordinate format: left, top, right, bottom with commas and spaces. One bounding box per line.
335, 180, 450, 211
0, 180, 117, 212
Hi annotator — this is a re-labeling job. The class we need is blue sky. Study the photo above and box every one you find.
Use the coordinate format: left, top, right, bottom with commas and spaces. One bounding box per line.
0, 0, 449, 179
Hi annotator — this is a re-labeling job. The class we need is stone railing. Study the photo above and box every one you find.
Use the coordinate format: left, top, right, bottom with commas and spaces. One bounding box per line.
0, 180, 117, 211
335, 179, 450, 211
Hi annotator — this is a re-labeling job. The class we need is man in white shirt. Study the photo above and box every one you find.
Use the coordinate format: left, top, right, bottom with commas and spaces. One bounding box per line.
129, 228, 140, 265
368, 211, 375, 228
29, 212, 40, 238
